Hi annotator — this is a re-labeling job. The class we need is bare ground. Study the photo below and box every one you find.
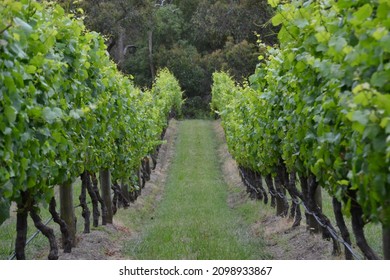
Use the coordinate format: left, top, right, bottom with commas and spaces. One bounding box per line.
213, 120, 336, 260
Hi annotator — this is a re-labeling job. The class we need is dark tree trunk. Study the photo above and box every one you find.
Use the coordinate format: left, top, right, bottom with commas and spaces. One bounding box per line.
117, 27, 125, 70
307, 175, 323, 234
99, 169, 113, 224
138, 167, 145, 190
141, 157, 151, 181
288, 171, 301, 227
49, 197, 72, 253
383, 225, 390, 260
112, 183, 118, 215
299, 175, 311, 227
15, 192, 29, 260
148, 30, 155, 81
249, 169, 263, 201
349, 191, 379, 260
80, 172, 91, 233
289, 174, 340, 255
273, 174, 289, 217
239, 166, 257, 199
277, 164, 301, 226
112, 182, 129, 209
121, 179, 130, 209
85, 171, 100, 227
60, 181, 76, 247
300, 175, 321, 233
91, 172, 107, 225
265, 174, 276, 208
255, 171, 268, 204
332, 197, 353, 260
151, 152, 158, 170
30, 208, 59, 260
306, 175, 340, 255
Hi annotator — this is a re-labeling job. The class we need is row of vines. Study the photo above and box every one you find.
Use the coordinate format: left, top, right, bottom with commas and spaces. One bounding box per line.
0, 0, 182, 259
212, 0, 390, 259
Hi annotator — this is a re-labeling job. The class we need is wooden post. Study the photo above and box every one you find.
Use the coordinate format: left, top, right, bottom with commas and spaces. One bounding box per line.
99, 169, 113, 224
60, 181, 76, 247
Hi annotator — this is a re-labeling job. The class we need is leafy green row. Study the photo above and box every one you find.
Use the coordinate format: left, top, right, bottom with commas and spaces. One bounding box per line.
212, 0, 390, 252
0, 0, 182, 225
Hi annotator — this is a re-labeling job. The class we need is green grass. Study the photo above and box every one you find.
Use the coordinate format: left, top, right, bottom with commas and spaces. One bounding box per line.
124, 120, 269, 259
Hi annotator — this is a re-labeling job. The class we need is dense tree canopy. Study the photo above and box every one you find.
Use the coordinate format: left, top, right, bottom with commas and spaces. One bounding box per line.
58, 0, 276, 116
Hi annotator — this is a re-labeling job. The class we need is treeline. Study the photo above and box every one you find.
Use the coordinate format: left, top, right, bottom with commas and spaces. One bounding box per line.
212, 0, 390, 259
58, 0, 277, 117
0, 0, 182, 259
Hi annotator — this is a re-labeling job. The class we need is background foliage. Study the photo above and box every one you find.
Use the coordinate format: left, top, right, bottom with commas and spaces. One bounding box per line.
63, 0, 277, 117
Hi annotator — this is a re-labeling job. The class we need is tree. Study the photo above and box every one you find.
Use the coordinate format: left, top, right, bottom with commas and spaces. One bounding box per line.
67, 0, 276, 114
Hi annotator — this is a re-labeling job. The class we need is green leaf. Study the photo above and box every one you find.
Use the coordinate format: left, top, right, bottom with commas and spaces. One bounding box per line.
351, 4, 373, 25
272, 13, 284, 26
69, 109, 82, 120
315, 30, 330, 43
14, 17, 33, 34
337, 180, 349, 186
268, 0, 280, 8
351, 110, 369, 126
371, 71, 390, 88
294, 19, 309, 29
329, 36, 347, 52
0, 196, 10, 226
380, 117, 389, 129
5, 106, 17, 124
52, 131, 63, 143
337, 0, 354, 9
26, 65, 37, 74
1, 181, 13, 199
42, 107, 63, 124
372, 27, 388, 40
295, 61, 306, 72
4, 76, 17, 94
4, 127, 12, 135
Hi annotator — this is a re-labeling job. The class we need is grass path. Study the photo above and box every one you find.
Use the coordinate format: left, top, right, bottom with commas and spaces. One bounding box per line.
127, 120, 268, 259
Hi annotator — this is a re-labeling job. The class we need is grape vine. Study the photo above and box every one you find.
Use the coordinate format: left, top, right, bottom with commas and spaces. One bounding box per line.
212, 0, 390, 259
0, 0, 182, 259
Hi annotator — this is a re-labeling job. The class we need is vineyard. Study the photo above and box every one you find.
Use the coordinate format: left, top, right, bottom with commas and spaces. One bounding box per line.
0, 0, 389, 261
0, 0, 182, 260
211, 0, 390, 260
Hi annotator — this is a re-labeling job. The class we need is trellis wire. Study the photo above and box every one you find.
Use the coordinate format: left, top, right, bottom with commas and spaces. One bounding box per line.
238, 168, 364, 260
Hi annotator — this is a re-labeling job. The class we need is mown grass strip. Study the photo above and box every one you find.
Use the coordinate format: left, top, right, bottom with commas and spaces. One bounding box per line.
128, 120, 268, 259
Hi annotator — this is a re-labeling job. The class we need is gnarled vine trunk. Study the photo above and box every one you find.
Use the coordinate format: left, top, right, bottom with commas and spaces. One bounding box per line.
15, 191, 29, 260
348, 190, 379, 260
91, 172, 107, 225
99, 169, 113, 224
85, 171, 100, 227
265, 174, 276, 208
80, 172, 91, 233
332, 197, 353, 260
49, 197, 72, 253
30, 207, 58, 260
